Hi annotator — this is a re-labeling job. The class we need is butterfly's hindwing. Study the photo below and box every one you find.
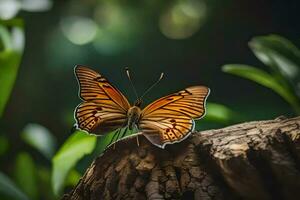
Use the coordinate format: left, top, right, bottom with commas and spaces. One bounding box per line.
75, 102, 127, 134
139, 116, 195, 148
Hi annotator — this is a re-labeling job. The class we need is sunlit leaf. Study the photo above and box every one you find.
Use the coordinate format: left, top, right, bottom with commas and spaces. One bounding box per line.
204, 102, 238, 124
0, 23, 10, 49
65, 169, 81, 187
14, 152, 38, 200
222, 64, 300, 114
0, 135, 9, 156
51, 131, 96, 195
249, 35, 300, 97
0, 21, 24, 117
21, 123, 56, 159
0, 50, 21, 117
0, 171, 29, 200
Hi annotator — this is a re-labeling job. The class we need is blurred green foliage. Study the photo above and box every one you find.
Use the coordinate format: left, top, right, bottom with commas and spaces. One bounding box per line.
14, 152, 38, 199
0, 20, 24, 116
52, 131, 96, 195
21, 123, 56, 160
204, 102, 240, 125
0, 2, 55, 200
223, 35, 300, 114
0, 135, 9, 156
0, 172, 29, 200
0, 18, 27, 200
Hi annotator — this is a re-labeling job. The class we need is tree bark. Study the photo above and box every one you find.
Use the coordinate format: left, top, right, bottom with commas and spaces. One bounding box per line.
63, 116, 300, 200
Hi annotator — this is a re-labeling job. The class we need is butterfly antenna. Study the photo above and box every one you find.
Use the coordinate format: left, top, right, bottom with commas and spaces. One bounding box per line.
139, 72, 164, 100
125, 67, 139, 99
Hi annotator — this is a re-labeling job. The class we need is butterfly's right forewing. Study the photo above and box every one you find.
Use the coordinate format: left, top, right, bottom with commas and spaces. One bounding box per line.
74, 65, 130, 135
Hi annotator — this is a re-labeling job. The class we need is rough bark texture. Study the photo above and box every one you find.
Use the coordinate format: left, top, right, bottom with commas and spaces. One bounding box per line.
63, 116, 300, 200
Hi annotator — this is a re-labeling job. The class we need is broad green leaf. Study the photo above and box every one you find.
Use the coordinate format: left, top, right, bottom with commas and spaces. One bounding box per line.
0, 135, 9, 156
14, 152, 38, 200
0, 171, 29, 200
249, 35, 300, 96
21, 123, 56, 159
65, 169, 81, 187
0, 21, 24, 117
0, 24, 11, 49
222, 64, 300, 114
52, 131, 96, 195
204, 102, 238, 124
0, 50, 22, 116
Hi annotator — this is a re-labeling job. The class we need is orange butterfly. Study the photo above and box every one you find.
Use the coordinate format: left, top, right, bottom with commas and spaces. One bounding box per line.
74, 65, 210, 148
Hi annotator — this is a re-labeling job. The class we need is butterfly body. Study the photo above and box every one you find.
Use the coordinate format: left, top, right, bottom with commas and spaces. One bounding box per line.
74, 65, 210, 148
127, 106, 141, 130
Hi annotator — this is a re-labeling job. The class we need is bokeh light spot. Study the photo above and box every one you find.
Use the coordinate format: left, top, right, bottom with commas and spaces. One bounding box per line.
92, 2, 140, 55
0, 0, 21, 20
159, 0, 207, 39
60, 16, 98, 45
21, 0, 53, 12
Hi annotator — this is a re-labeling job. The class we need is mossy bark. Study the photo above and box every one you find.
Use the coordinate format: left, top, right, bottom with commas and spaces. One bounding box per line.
63, 116, 300, 200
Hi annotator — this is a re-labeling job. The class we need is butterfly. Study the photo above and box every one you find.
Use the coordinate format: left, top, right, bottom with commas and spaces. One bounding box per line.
74, 65, 210, 148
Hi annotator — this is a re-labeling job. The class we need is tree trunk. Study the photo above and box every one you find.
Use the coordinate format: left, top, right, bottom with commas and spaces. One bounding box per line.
63, 116, 300, 200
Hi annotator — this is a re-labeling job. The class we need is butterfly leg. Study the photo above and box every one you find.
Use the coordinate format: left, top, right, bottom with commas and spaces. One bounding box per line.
136, 135, 140, 147
133, 124, 140, 147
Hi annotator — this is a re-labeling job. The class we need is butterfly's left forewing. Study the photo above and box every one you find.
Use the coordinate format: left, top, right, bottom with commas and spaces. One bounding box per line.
74, 65, 130, 135
139, 86, 209, 148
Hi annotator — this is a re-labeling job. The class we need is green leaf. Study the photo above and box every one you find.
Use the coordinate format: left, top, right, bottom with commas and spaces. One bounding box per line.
65, 169, 81, 187
0, 21, 24, 117
204, 102, 239, 124
21, 123, 56, 159
222, 64, 300, 114
0, 171, 29, 200
14, 152, 38, 200
51, 131, 96, 195
0, 24, 11, 50
0, 50, 22, 117
249, 35, 300, 96
0, 135, 9, 156
95, 127, 136, 154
